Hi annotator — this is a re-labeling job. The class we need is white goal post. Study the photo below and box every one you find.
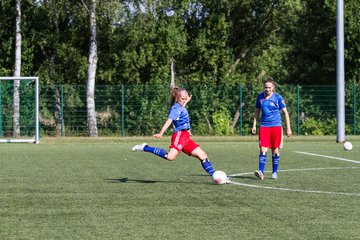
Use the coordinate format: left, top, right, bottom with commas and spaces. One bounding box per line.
0, 77, 39, 144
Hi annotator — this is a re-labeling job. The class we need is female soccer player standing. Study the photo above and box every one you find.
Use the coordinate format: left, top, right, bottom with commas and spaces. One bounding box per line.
132, 86, 222, 180
252, 77, 292, 180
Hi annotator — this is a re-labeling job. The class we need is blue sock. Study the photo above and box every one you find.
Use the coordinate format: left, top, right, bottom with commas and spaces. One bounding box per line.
143, 145, 168, 159
272, 153, 280, 173
259, 152, 267, 173
201, 158, 215, 176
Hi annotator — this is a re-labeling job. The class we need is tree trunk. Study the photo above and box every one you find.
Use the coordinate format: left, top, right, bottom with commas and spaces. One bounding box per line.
205, 115, 213, 134
86, 0, 98, 137
53, 81, 62, 137
13, 0, 21, 138
170, 57, 175, 90
50, 1, 63, 137
231, 107, 240, 129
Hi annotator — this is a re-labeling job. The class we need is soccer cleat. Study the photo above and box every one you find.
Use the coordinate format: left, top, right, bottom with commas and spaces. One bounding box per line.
254, 170, 265, 180
224, 178, 231, 184
131, 143, 148, 152
271, 172, 278, 179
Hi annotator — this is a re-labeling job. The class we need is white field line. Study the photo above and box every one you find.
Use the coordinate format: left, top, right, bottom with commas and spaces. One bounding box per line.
228, 166, 360, 196
229, 180, 360, 196
294, 151, 360, 164
229, 166, 360, 177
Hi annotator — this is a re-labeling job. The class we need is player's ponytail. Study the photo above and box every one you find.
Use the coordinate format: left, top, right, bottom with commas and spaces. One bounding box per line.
170, 86, 186, 106
170, 86, 180, 106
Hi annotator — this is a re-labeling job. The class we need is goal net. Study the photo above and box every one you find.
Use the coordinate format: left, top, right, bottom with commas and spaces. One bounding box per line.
0, 77, 39, 144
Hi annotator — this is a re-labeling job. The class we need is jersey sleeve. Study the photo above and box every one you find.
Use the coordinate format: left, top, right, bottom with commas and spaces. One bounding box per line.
277, 94, 286, 109
168, 105, 180, 120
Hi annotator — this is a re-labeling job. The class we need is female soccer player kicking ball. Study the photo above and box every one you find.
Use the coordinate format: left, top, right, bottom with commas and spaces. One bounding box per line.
132, 86, 227, 182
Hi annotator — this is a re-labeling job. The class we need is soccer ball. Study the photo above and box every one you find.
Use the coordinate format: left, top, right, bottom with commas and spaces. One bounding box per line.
212, 170, 228, 185
343, 141, 353, 151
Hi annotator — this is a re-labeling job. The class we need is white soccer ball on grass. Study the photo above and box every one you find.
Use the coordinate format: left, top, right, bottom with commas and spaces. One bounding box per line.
343, 141, 353, 151
212, 170, 228, 185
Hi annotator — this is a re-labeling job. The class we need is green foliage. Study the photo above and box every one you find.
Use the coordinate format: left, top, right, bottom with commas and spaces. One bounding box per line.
2, 0, 360, 136
0, 0, 359, 88
0, 0, 359, 87
300, 118, 327, 135
343, 0, 360, 83
287, 0, 337, 84
124, 84, 169, 136
300, 117, 352, 135
212, 109, 234, 136
186, 84, 239, 136
0, 1, 15, 77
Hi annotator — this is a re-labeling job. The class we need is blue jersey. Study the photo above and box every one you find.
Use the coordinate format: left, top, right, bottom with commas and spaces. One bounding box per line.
168, 103, 191, 132
255, 92, 286, 127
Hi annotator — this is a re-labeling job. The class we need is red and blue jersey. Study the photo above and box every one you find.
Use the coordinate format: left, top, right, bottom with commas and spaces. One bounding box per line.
255, 92, 286, 127
168, 103, 191, 132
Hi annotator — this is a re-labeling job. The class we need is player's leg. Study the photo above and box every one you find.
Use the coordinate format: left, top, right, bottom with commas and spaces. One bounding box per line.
166, 148, 180, 161
131, 143, 168, 159
255, 126, 270, 180
271, 127, 283, 179
271, 148, 280, 179
255, 147, 268, 180
190, 146, 215, 176
131, 131, 185, 160
181, 138, 215, 176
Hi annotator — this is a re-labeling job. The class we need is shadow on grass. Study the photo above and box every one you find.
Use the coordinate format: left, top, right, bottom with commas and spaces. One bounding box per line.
105, 177, 208, 184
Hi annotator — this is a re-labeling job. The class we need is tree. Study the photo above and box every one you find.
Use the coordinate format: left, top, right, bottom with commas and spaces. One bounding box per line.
285, 0, 360, 85
343, 0, 360, 83
0, 1, 14, 76
47, 0, 64, 136
286, 0, 336, 84
84, 0, 98, 137
113, 0, 188, 84
33, 0, 66, 136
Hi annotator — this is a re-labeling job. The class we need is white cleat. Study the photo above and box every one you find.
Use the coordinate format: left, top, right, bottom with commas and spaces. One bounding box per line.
254, 170, 265, 180
131, 143, 147, 152
271, 172, 278, 179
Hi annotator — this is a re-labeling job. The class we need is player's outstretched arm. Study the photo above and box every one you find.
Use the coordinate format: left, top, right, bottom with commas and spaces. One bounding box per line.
153, 118, 173, 139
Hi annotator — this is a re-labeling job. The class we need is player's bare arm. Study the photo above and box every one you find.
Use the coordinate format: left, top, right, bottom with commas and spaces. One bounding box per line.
282, 107, 292, 137
153, 118, 173, 139
252, 108, 260, 134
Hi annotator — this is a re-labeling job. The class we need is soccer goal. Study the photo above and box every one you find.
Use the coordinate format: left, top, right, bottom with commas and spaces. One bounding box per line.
0, 77, 39, 144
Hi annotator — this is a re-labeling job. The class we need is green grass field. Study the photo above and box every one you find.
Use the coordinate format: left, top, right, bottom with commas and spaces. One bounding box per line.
1, 136, 359, 239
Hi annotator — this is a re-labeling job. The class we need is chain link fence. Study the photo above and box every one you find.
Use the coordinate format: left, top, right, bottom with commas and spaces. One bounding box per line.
36, 83, 360, 137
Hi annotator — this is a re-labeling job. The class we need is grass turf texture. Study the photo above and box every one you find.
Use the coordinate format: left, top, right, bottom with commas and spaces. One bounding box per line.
1, 137, 359, 239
